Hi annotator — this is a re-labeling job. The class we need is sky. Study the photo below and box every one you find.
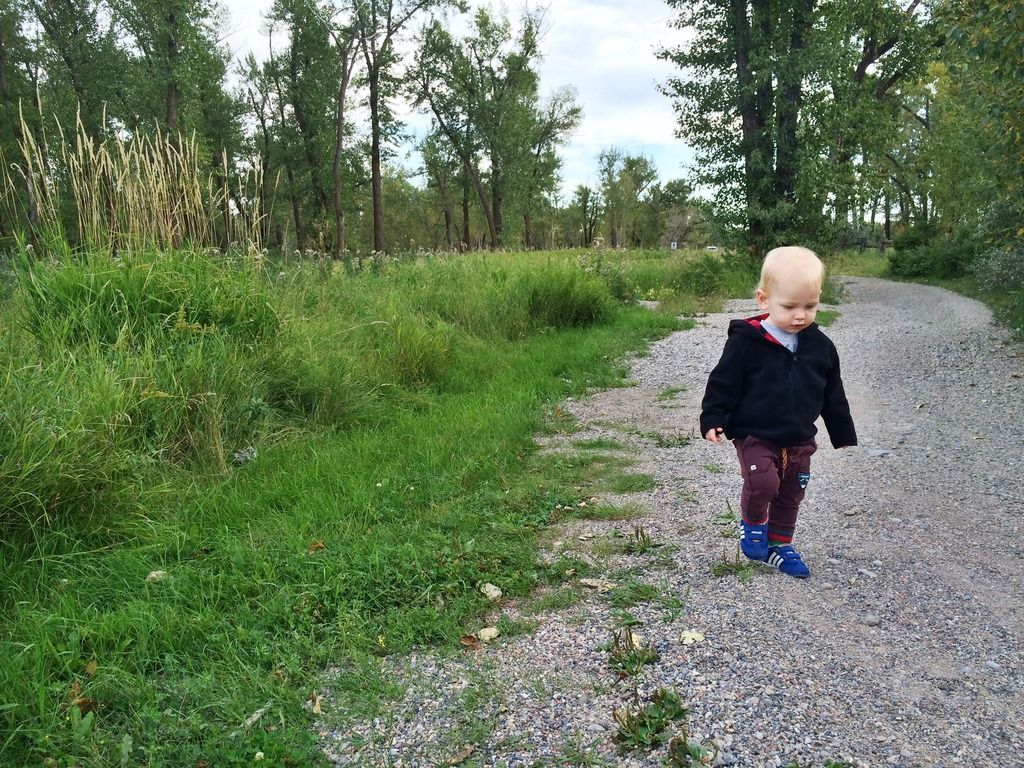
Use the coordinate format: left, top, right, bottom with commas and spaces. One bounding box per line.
219, 0, 696, 197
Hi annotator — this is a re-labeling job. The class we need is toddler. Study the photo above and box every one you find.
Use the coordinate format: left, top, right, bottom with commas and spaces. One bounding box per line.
699, 246, 857, 577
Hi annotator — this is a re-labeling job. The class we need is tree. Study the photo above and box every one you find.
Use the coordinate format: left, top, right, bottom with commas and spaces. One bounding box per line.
599, 148, 658, 247
520, 86, 581, 249
28, 0, 129, 137
0, 0, 35, 241
571, 184, 602, 247
263, 0, 344, 249
660, 0, 934, 254
412, 8, 577, 249
420, 127, 459, 248
355, 0, 461, 254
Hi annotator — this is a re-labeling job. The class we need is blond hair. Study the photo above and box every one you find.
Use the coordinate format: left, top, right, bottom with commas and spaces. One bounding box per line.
758, 246, 825, 295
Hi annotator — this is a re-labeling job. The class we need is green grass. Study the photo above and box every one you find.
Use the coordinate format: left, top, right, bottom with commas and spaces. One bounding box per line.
656, 385, 687, 401
601, 472, 657, 493
815, 309, 838, 326
0, 247, 760, 766
607, 578, 660, 608
572, 437, 627, 451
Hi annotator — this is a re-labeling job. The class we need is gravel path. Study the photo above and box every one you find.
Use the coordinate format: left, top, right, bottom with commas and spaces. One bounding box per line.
320, 277, 1024, 767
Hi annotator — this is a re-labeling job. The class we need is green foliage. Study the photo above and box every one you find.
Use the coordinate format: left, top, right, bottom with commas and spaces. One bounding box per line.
17, 251, 279, 348
607, 626, 659, 676
0, 247, 694, 765
613, 688, 689, 752
666, 734, 715, 767
972, 246, 1024, 291
887, 238, 975, 279
892, 223, 939, 253
517, 265, 614, 331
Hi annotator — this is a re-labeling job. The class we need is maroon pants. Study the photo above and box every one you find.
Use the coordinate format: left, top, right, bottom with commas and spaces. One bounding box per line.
734, 436, 817, 544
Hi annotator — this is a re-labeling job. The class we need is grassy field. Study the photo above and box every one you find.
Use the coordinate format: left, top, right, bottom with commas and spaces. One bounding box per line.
0, 246, 760, 766
4, 242, 1015, 765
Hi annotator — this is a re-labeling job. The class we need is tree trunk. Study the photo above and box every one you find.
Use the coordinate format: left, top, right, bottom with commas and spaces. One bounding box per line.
289, 46, 330, 219
433, 171, 453, 248
166, 12, 179, 133
332, 39, 358, 269
523, 212, 533, 250
0, 32, 8, 98
731, 0, 772, 254
884, 189, 891, 242
269, 60, 304, 247
490, 167, 503, 248
775, 0, 814, 218
367, 65, 385, 252
247, 87, 272, 247
461, 159, 471, 250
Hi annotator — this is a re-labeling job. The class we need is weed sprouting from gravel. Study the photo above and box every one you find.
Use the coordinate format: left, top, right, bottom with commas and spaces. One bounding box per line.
607, 626, 659, 677
612, 688, 688, 751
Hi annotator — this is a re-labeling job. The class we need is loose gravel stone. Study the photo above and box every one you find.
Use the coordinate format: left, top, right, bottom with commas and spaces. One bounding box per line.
317, 278, 1024, 767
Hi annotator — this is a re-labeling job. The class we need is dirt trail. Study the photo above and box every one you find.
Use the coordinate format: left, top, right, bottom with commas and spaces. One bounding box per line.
323, 277, 1024, 767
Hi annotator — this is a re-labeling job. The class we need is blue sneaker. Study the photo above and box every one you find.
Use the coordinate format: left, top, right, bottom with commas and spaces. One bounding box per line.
766, 545, 810, 578
738, 520, 769, 560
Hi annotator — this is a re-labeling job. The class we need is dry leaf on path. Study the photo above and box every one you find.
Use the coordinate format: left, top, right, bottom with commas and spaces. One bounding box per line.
480, 583, 503, 601
447, 744, 475, 765
579, 578, 616, 593
476, 627, 500, 643
459, 634, 482, 651
310, 691, 322, 715
681, 630, 706, 645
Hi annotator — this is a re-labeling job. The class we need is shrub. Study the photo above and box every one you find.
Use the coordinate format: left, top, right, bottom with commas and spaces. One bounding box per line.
674, 254, 726, 296
0, 354, 141, 526
972, 246, 1024, 290
892, 222, 938, 252
16, 251, 279, 349
516, 266, 614, 331
888, 238, 973, 279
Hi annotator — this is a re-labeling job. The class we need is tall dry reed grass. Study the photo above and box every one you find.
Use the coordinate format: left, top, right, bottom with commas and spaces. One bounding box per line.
3, 107, 267, 255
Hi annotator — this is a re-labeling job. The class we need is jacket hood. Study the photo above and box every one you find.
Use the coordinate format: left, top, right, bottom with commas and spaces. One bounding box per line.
728, 314, 819, 347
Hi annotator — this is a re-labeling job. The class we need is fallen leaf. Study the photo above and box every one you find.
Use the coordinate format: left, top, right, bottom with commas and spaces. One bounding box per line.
243, 706, 268, 729
579, 578, 616, 593
67, 681, 82, 701
459, 634, 482, 651
145, 570, 169, 584
476, 627, 500, 643
480, 583, 502, 602
681, 630, 706, 645
84, 659, 98, 677
447, 744, 475, 765
307, 540, 326, 554
310, 691, 322, 715
578, 533, 596, 541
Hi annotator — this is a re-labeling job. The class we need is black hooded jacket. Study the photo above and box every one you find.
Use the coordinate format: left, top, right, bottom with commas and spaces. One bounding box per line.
699, 314, 857, 449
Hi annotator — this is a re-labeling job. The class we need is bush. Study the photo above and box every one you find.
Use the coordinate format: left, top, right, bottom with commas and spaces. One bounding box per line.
516, 266, 614, 331
17, 251, 279, 349
972, 246, 1024, 290
892, 222, 939, 252
888, 238, 974, 279
0, 355, 142, 526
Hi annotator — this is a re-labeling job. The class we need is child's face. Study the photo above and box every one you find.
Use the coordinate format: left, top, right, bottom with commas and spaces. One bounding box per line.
756, 282, 820, 334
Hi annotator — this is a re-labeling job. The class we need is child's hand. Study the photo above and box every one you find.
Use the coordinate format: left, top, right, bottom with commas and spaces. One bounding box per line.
704, 427, 725, 443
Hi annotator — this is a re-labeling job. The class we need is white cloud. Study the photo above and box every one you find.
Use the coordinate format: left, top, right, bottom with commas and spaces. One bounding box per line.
218, 0, 695, 192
